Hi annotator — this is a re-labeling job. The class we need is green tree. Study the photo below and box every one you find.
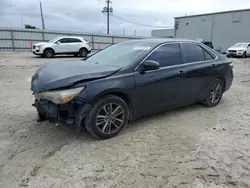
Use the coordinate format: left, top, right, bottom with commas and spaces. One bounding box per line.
24, 24, 36, 29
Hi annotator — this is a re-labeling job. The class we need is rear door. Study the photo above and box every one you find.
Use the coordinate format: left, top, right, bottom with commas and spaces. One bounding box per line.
180, 42, 217, 101
67, 38, 83, 52
133, 43, 190, 117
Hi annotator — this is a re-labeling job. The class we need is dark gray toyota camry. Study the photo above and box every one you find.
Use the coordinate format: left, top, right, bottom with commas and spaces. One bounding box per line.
31, 39, 233, 139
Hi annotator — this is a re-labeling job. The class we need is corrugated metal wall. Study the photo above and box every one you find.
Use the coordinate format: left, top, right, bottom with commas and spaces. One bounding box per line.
0, 27, 146, 52
175, 10, 250, 52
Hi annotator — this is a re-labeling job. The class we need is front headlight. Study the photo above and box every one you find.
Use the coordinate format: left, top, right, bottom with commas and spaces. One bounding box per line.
38, 87, 85, 104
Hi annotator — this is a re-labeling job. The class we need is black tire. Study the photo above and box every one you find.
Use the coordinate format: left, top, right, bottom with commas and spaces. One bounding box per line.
203, 79, 224, 107
73, 53, 78, 57
79, 48, 88, 57
84, 95, 129, 139
242, 52, 246, 58
43, 48, 54, 58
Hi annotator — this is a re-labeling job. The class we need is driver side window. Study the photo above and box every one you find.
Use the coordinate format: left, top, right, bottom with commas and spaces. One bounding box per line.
147, 43, 182, 67
58, 38, 69, 43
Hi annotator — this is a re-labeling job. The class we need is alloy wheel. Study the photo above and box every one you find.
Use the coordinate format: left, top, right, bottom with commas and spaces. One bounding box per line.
96, 103, 125, 134
209, 82, 222, 104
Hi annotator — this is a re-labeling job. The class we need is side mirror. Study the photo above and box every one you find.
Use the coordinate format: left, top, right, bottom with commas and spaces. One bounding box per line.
55, 41, 61, 45
143, 60, 160, 71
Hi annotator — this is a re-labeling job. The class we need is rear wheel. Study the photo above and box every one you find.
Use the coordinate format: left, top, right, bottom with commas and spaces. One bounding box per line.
43, 48, 54, 58
203, 79, 224, 107
79, 48, 88, 57
84, 95, 129, 139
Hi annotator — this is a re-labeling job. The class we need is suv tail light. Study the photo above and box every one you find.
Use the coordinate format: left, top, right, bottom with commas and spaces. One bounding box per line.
87, 42, 91, 47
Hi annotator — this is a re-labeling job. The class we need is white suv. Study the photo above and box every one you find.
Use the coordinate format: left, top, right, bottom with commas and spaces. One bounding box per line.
32, 36, 92, 58
227, 42, 250, 58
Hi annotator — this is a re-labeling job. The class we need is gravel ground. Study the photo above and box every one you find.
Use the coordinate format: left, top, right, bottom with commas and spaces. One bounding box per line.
0, 52, 249, 188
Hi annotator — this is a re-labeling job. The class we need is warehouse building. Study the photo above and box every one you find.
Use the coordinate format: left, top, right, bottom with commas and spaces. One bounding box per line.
174, 9, 250, 52
151, 29, 174, 38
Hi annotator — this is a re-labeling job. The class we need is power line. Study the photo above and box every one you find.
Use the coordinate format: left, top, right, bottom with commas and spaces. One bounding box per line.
111, 14, 174, 28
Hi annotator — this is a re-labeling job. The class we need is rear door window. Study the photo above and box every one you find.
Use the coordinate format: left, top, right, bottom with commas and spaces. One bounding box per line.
146, 43, 182, 67
181, 43, 206, 63
203, 50, 214, 60
68, 38, 82, 43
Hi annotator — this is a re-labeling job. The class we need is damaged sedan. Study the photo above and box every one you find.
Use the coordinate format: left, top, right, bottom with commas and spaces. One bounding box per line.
31, 39, 233, 139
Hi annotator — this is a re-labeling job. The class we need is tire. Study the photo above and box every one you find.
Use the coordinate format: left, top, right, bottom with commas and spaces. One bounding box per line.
84, 95, 129, 139
203, 79, 224, 107
43, 48, 54, 58
79, 48, 88, 57
242, 52, 246, 58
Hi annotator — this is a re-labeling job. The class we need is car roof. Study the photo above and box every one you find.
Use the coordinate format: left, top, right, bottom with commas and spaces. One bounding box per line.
125, 38, 199, 45
58, 36, 84, 39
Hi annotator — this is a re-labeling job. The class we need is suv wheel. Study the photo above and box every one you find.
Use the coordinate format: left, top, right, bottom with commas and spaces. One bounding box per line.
203, 79, 224, 107
79, 48, 88, 57
242, 52, 246, 58
43, 49, 54, 58
84, 95, 129, 139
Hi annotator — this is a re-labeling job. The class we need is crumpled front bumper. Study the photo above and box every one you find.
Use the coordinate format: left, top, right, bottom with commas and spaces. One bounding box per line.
33, 99, 91, 130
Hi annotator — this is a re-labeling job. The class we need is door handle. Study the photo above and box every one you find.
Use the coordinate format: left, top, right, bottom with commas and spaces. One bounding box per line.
178, 70, 184, 75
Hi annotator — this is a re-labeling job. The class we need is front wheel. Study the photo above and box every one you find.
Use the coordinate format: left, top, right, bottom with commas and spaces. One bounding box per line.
203, 79, 224, 107
242, 52, 246, 58
43, 49, 54, 58
84, 95, 129, 139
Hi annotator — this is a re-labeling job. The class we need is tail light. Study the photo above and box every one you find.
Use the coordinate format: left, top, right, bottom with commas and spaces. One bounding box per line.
229, 62, 233, 70
87, 42, 91, 47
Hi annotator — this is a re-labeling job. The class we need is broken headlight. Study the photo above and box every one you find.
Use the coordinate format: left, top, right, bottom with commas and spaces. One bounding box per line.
38, 87, 85, 104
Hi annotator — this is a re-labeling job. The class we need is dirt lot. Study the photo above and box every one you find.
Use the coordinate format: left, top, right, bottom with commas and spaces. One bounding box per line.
0, 52, 249, 188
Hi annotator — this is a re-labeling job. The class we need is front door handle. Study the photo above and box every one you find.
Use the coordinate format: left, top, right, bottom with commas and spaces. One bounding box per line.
178, 70, 184, 75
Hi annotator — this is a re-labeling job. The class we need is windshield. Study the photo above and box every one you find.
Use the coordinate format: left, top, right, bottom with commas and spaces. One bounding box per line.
87, 41, 155, 67
233, 43, 248, 48
48, 37, 61, 43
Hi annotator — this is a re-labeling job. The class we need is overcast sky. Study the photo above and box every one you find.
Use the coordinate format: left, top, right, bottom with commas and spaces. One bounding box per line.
1, 0, 250, 36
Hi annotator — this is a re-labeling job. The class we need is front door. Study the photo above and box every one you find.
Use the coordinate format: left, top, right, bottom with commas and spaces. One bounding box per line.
133, 43, 189, 118
53, 38, 71, 53
247, 43, 250, 56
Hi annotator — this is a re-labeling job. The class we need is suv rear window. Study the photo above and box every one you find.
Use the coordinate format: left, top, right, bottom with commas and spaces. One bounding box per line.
68, 38, 82, 43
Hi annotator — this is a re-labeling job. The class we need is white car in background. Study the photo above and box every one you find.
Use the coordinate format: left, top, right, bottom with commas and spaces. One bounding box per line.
32, 36, 92, 58
227, 42, 250, 58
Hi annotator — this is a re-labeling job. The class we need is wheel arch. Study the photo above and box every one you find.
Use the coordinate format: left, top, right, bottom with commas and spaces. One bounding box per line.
43, 47, 55, 54
92, 90, 133, 120
216, 76, 226, 92
79, 47, 88, 53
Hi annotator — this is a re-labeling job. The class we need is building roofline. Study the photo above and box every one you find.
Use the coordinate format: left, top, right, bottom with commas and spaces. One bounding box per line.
175, 8, 250, 19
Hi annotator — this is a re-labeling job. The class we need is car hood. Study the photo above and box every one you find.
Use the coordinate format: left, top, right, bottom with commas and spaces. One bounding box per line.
31, 60, 121, 92
228, 47, 246, 51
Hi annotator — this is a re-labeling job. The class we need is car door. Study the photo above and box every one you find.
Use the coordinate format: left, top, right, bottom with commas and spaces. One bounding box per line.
180, 42, 217, 101
133, 43, 190, 118
247, 43, 250, 55
67, 38, 82, 52
53, 38, 70, 53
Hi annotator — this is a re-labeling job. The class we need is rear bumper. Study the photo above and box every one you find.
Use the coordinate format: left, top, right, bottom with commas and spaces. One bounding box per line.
33, 99, 91, 129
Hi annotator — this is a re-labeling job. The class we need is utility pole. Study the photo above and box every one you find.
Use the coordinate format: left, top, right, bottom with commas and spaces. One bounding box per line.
134, 30, 136, 36
123, 28, 125, 36
102, 0, 113, 34
40, 1, 45, 29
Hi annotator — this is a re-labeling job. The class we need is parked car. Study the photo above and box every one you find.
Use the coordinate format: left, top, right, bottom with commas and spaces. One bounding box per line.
226, 42, 250, 58
32, 36, 92, 58
31, 39, 234, 139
